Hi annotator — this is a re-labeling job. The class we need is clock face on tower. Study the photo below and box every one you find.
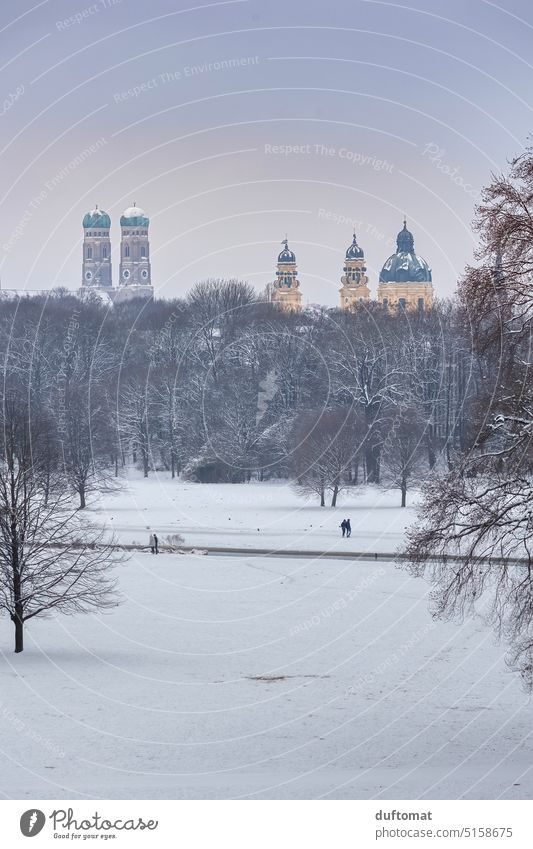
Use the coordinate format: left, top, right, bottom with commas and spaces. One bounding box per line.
141, 269, 148, 280
122, 269, 130, 280
85, 271, 93, 281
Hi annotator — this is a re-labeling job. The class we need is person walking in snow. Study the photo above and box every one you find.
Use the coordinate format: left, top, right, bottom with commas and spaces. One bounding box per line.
340, 519, 347, 538
153, 533, 159, 555
149, 532, 156, 554
345, 519, 352, 538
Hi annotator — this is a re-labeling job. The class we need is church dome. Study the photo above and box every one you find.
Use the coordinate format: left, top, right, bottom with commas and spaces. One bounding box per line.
120, 203, 149, 227
395, 220, 415, 253
82, 206, 111, 229
345, 232, 364, 260
379, 219, 432, 283
278, 238, 296, 264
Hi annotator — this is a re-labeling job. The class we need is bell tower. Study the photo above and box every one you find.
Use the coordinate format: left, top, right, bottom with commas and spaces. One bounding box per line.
339, 232, 370, 309
119, 203, 151, 289
271, 238, 302, 312
81, 206, 112, 290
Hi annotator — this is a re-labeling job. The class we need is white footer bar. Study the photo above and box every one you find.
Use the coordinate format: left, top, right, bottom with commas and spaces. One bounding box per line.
1, 799, 531, 847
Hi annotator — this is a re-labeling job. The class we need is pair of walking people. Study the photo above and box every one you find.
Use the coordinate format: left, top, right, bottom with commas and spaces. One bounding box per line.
149, 532, 159, 554
340, 519, 351, 538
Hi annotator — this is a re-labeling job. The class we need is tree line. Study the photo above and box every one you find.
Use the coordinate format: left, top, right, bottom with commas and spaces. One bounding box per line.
0, 281, 477, 510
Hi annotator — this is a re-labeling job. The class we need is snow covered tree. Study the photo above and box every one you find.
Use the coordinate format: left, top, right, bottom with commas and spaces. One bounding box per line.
150, 317, 194, 478
118, 373, 156, 477
330, 311, 406, 483
403, 146, 533, 686
187, 279, 257, 382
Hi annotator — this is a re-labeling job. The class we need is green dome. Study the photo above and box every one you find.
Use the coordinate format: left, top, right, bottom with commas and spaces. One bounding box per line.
120, 203, 149, 227
83, 206, 111, 229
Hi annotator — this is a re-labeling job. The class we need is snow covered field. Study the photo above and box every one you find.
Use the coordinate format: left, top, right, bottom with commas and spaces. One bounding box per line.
0, 476, 532, 800
96, 475, 416, 554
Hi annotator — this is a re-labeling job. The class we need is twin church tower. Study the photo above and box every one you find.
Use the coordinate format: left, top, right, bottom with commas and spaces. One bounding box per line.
271, 220, 434, 312
81, 206, 433, 310
81, 203, 153, 302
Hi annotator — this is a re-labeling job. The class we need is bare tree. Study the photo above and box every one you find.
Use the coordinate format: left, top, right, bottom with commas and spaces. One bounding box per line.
0, 394, 122, 653
382, 406, 428, 506
150, 320, 193, 478
331, 315, 405, 483
60, 379, 114, 507
187, 279, 257, 382
403, 146, 533, 686
291, 413, 329, 506
291, 408, 360, 506
119, 374, 155, 477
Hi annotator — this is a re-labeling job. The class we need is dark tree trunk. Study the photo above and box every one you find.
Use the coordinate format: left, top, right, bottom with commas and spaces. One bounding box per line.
14, 609, 24, 653
320, 489, 325, 507
364, 402, 381, 484
366, 446, 380, 484
401, 477, 407, 508
44, 469, 50, 506
11, 473, 24, 653
79, 487, 86, 509
427, 430, 436, 469
331, 482, 339, 507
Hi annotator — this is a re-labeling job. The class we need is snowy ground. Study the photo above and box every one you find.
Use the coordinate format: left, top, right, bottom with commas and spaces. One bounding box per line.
0, 476, 532, 800
96, 475, 415, 553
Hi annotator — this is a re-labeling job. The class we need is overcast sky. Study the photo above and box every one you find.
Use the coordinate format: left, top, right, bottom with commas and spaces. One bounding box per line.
1, 0, 532, 304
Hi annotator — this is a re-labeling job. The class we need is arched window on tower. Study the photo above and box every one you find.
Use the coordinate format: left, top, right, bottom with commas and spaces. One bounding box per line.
103, 246, 108, 259
124, 245, 130, 258
141, 246, 146, 258
86, 246, 92, 259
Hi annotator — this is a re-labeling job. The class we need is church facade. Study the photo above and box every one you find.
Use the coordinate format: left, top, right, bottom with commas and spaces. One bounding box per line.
81, 207, 112, 291
270, 238, 302, 312
81, 203, 154, 302
377, 220, 433, 311
339, 232, 371, 308
271, 220, 434, 312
